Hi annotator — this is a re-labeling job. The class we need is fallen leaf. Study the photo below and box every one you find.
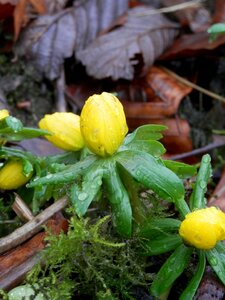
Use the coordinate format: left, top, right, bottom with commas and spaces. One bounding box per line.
17, 0, 129, 80
160, 31, 225, 61
77, 6, 179, 80
44, 0, 68, 14
161, 0, 211, 32
14, 0, 46, 41
0, 3, 14, 19
0, 0, 17, 4
0, 213, 68, 291
121, 66, 192, 118
213, 0, 225, 23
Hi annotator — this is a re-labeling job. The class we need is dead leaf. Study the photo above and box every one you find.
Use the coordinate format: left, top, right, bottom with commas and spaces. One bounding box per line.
0, 3, 14, 19
213, 0, 225, 23
17, 0, 129, 80
0, 213, 68, 291
160, 31, 225, 61
77, 6, 179, 80
161, 0, 211, 32
14, 0, 46, 41
0, 0, 17, 4
120, 66, 192, 118
44, 0, 68, 14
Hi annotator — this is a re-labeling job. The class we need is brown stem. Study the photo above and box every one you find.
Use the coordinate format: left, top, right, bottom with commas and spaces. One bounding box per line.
0, 197, 68, 254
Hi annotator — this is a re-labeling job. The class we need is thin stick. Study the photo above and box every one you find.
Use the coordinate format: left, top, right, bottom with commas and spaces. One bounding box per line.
0, 197, 68, 254
12, 193, 34, 222
134, 0, 204, 16
161, 67, 225, 104
170, 138, 225, 161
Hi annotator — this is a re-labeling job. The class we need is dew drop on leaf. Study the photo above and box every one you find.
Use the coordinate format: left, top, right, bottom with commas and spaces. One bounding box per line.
78, 192, 88, 201
199, 180, 207, 189
209, 256, 218, 266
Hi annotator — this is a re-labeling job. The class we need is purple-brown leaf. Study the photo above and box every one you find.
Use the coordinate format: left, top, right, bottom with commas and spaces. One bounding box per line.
77, 6, 180, 80
17, 0, 129, 79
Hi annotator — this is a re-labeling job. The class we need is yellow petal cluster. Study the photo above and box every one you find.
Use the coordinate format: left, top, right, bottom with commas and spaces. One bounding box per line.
80, 92, 128, 157
0, 109, 9, 146
179, 207, 225, 249
39, 112, 84, 151
0, 160, 32, 190
0, 109, 9, 120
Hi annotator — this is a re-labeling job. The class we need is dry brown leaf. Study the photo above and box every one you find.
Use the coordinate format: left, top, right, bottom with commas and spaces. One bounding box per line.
77, 6, 179, 80
14, 0, 46, 41
0, 0, 18, 4
121, 66, 192, 119
160, 31, 225, 61
213, 0, 225, 23
17, 0, 129, 79
161, 0, 211, 32
44, 0, 68, 14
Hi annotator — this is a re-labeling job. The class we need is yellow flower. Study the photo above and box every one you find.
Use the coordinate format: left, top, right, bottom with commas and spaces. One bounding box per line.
179, 207, 225, 250
39, 112, 84, 151
0, 109, 9, 145
0, 160, 32, 190
80, 92, 128, 157
0, 109, 9, 120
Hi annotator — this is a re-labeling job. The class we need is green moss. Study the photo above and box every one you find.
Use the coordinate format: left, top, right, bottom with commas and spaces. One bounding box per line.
26, 214, 151, 299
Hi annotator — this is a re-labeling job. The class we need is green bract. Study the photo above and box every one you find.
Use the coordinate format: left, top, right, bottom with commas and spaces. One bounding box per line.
139, 154, 225, 299
28, 124, 194, 237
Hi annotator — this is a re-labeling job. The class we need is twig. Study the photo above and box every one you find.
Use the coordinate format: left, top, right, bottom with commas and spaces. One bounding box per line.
161, 67, 225, 104
170, 136, 225, 160
134, 0, 204, 16
55, 69, 67, 112
12, 193, 34, 222
0, 197, 68, 254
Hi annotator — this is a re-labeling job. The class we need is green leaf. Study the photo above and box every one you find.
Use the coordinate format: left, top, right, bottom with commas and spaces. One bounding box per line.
70, 161, 104, 216
22, 159, 34, 176
150, 244, 192, 297
0, 116, 23, 132
208, 23, 225, 41
0, 128, 50, 141
206, 243, 225, 285
142, 234, 182, 256
28, 155, 97, 187
163, 160, 197, 179
180, 250, 206, 300
44, 151, 80, 165
0, 146, 37, 162
189, 154, 212, 210
103, 162, 132, 238
116, 150, 189, 217
123, 140, 165, 157
208, 23, 225, 34
138, 218, 181, 238
124, 124, 167, 145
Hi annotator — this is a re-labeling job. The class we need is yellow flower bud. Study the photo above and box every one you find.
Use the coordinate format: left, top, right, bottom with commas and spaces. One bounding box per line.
0, 160, 32, 190
39, 112, 84, 151
0, 109, 9, 146
80, 92, 128, 157
0, 109, 9, 120
179, 207, 225, 250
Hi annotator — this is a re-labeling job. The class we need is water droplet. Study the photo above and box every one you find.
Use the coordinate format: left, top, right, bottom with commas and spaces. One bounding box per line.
199, 180, 207, 189
33, 177, 39, 181
46, 174, 53, 179
78, 192, 88, 201
97, 179, 102, 185
136, 170, 141, 177
210, 257, 218, 266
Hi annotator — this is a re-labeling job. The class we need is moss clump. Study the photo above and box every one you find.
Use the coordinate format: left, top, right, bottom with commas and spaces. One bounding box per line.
26, 214, 151, 300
